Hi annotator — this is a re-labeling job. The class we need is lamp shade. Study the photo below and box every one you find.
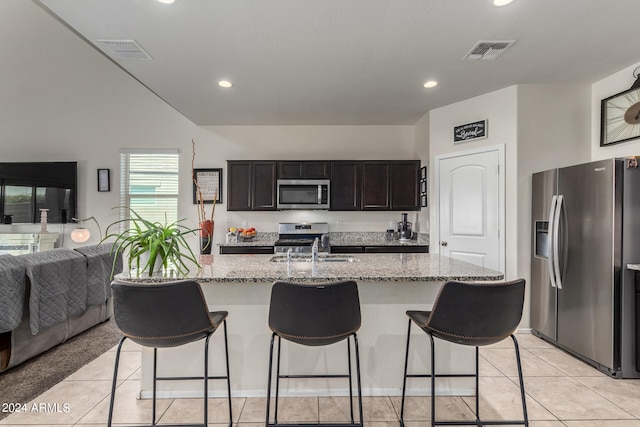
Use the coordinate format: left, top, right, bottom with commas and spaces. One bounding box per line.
70, 228, 91, 243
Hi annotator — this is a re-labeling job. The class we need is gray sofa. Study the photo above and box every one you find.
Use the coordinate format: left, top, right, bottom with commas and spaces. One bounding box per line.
0, 244, 122, 372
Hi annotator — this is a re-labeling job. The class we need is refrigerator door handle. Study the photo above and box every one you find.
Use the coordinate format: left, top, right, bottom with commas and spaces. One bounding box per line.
553, 195, 564, 289
548, 195, 558, 288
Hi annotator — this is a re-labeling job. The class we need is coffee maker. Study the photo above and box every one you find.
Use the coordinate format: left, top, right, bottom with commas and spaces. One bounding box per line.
397, 213, 413, 242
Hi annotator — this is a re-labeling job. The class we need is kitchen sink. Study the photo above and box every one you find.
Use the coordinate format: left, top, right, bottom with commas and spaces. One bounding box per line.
269, 254, 359, 263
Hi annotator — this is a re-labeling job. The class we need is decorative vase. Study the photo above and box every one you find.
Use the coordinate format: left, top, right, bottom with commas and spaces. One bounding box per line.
40, 209, 49, 233
200, 220, 213, 255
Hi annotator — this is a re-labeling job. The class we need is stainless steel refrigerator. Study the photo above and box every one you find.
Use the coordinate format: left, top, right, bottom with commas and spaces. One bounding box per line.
531, 158, 640, 378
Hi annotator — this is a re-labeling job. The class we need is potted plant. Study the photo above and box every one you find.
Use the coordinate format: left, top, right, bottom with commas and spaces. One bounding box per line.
102, 207, 200, 278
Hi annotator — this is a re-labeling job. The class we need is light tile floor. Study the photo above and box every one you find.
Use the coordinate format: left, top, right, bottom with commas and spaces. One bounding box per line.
2, 333, 640, 426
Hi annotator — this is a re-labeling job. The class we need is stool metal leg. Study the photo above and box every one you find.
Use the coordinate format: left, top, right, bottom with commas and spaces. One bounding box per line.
347, 337, 354, 424
107, 336, 127, 427
428, 332, 436, 427
426, 332, 528, 427
475, 346, 480, 423
512, 334, 529, 427
266, 333, 276, 426
399, 318, 412, 427
204, 333, 212, 426
222, 319, 233, 427
152, 347, 158, 425
353, 333, 364, 427
275, 335, 282, 424
265, 332, 363, 427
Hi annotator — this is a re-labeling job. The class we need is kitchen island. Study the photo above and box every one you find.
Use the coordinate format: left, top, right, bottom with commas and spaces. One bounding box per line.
118, 253, 503, 399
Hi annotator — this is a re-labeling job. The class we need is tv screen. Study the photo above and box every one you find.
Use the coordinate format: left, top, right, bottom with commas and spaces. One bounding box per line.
0, 162, 77, 224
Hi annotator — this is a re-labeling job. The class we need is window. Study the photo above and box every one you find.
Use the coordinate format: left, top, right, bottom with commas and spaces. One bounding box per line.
119, 149, 179, 226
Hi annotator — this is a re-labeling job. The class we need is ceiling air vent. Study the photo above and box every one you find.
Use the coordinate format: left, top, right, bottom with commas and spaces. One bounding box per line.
96, 39, 152, 60
462, 40, 515, 61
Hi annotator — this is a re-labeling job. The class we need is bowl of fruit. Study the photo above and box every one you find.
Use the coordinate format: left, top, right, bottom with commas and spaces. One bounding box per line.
238, 227, 257, 240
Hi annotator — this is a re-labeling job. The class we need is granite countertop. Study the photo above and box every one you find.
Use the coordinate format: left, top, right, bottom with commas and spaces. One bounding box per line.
118, 253, 502, 283
218, 231, 429, 247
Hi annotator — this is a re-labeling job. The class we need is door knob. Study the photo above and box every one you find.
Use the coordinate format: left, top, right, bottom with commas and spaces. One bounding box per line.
441, 241, 448, 246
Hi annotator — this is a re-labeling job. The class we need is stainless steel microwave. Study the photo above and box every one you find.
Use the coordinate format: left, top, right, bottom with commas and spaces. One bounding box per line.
276, 179, 330, 209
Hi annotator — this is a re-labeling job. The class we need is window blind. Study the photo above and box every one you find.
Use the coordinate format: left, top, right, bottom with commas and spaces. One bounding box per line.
119, 150, 179, 227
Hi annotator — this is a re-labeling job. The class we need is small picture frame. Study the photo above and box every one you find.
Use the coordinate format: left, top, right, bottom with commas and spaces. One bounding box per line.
97, 169, 110, 192
420, 166, 427, 180
420, 180, 427, 195
193, 168, 223, 204
421, 194, 427, 207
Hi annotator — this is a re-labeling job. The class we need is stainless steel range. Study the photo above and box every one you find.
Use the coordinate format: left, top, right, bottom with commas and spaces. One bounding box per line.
274, 222, 330, 254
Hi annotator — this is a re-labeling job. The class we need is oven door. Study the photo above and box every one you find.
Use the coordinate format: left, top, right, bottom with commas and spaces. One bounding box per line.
277, 179, 329, 209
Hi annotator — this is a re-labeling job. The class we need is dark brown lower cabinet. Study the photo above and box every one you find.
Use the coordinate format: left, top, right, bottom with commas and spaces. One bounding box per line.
331, 245, 428, 254
219, 246, 275, 254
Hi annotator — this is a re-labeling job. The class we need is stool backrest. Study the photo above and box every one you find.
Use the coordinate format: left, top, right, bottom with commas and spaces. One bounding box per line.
111, 279, 214, 348
426, 279, 525, 346
268, 280, 361, 346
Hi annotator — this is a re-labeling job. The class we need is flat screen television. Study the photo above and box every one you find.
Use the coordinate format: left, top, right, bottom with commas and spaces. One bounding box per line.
0, 162, 77, 224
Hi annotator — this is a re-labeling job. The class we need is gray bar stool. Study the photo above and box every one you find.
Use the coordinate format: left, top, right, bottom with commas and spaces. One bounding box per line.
266, 280, 363, 427
107, 279, 232, 427
400, 279, 528, 427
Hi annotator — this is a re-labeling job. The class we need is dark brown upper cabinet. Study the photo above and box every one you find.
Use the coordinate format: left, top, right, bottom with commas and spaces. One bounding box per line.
390, 161, 420, 210
330, 161, 361, 210
252, 162, 277, 210
227, 161, 252, 211
227, 161, 277, 211
362, 162, 390, 210
227, 159, 419, 211
277, 161, 330, 179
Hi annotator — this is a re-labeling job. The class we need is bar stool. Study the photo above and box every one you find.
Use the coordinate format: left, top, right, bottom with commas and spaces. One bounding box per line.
266, 280, 363, 427
400, 279, 528, 427
107, 280, 232, 427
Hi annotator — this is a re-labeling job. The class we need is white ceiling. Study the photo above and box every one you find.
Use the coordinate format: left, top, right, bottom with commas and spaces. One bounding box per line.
36, 0, 640, 126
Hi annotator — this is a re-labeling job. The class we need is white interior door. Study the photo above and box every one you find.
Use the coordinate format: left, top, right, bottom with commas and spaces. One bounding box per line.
437, 147, 503, 271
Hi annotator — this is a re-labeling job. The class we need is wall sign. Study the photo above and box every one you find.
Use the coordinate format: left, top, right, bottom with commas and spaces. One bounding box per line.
453, 120, 488, 143
192, 168, 222, 204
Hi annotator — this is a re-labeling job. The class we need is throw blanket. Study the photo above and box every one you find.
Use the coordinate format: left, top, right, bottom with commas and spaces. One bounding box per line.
21, 249, 87, 335
0, 255, 27, 333
74, 244, 123, 306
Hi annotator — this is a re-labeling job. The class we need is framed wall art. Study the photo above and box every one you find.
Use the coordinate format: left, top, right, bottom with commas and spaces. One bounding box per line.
192, 168, 222, 204
97, 168, 110, 192
601, 84, 640, 146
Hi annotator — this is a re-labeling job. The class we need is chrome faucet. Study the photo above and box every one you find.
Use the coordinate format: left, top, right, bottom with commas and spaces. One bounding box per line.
312, 237, 319, 263
287, 247, 292, 263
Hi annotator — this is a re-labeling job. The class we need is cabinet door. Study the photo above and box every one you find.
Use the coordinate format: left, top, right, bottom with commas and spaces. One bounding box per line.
278, 162, 303, 179
252, 162, 277, 210
390, 161, 420, 210
227, 161, 252, 211
303, 161, 330, 178
278, 161, 330, 179
362, 162, 390, 210
330, 161, 361, 210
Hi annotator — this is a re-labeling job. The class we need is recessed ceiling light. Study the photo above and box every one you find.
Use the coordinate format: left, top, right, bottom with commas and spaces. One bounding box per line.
423, 81, 438, 88
157, 0, 175, 4
493, 0, 514, 6
218, 80, 233, 88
